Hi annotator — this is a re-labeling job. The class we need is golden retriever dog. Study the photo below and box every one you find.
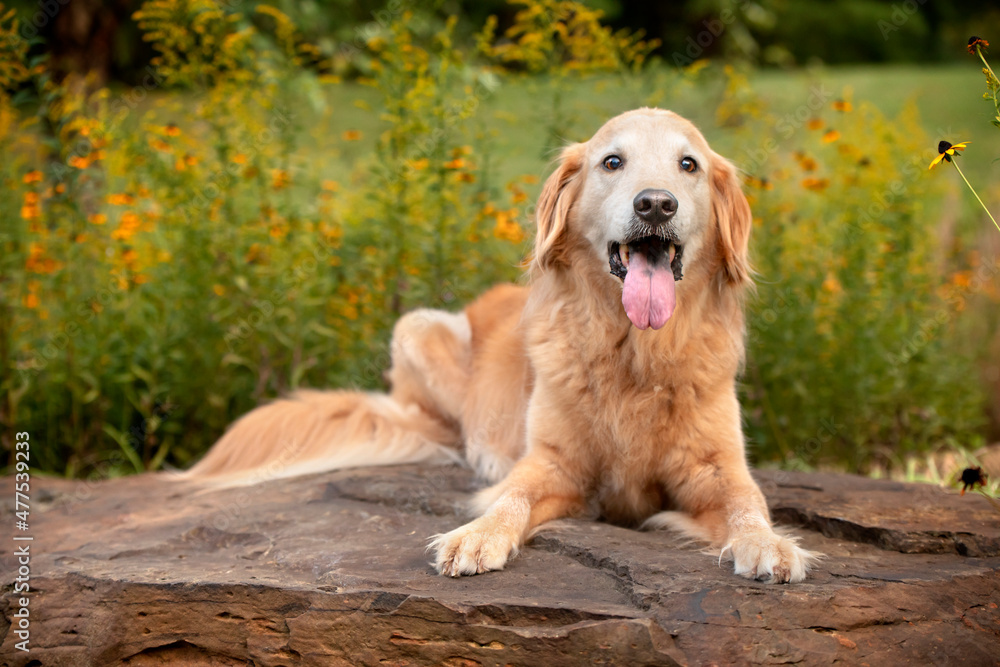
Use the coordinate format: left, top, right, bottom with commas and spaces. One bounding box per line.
183, 108, 816, 584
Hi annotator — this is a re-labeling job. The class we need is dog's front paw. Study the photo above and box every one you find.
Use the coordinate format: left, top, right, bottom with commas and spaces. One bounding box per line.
429, 517, 520, 577
726, 529, 816, 584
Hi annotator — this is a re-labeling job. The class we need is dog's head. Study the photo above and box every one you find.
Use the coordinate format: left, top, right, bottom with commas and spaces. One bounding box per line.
533, 108, 752, 330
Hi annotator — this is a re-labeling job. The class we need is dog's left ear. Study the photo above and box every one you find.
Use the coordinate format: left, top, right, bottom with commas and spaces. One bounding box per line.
533, 142, 586, 273
710, 155, 753, 287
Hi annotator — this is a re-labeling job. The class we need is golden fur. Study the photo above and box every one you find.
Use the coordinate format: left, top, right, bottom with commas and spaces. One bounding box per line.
183, 108, 817, 583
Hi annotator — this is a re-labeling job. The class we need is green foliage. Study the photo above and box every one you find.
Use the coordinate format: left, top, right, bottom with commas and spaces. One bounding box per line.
0, 1, 993, 478
727, 74, 988, 471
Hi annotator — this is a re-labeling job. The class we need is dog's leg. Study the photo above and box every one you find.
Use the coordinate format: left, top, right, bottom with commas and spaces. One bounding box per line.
650, 398, 818, 584
387, 308, 472, 423
430, 452, 584, 576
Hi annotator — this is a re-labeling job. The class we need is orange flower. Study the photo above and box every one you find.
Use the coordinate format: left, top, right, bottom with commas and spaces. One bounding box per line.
107, 193, 136, 206
806, 118, 824, 130
232, 153, 248, 165
271, 169, 290, 190
801, 177, 829, 192
24, 292, 39, 309
164, 124, 181, 137
822, 130, 840, 143
150, 138, 171, 152
968, 36, 990, 55
20, 192, 41, 220
493, 209, 525, 243
405, 158, 429, 171
321, 180, 340, 192
212, 284, 226, 296
444, 158, 467, 169
69, 155, 91, 169
23, 170, 42, 184
342, 130, 362, 141
24, 243, 59, 274
794, 152, 818, 172
88, 213, 107, 225
832, 100, 852, 112
111, 212, 143, 241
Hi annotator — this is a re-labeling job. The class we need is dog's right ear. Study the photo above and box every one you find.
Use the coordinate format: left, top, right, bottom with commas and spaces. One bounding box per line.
532, 143, 586, 273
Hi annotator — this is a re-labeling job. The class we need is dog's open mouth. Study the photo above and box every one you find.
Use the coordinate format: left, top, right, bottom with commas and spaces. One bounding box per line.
608, 236, 684, 331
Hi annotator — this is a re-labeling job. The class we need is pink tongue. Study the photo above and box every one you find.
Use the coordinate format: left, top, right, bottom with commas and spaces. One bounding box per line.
622, 250, 676, 330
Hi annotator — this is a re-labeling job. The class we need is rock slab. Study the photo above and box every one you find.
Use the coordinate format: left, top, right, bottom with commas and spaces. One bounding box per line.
1, 465, 999, 666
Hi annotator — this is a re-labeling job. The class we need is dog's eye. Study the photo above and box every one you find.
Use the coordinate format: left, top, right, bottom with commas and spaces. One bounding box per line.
680, 157, 698, 173
603, 155, 623, 171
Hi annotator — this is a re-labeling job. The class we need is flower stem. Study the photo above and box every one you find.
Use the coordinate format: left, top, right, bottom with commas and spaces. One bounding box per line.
952, 160, 1000, 234
977, 47, 999, 86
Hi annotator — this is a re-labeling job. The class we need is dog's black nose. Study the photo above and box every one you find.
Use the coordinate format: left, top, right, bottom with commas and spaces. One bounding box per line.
633, 189, 678, 224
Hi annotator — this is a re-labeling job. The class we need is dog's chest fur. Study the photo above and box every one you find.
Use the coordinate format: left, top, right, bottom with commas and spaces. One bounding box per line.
525, 292, 740, 525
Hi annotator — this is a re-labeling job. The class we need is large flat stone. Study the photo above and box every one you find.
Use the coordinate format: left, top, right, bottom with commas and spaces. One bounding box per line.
2, 465, 998, 666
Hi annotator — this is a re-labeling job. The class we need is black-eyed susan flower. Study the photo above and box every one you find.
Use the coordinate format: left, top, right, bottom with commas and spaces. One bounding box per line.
928, 140, 969, 169
968, 36, 989, 55
959, 466, 987, 496
930, 139, 1000, 234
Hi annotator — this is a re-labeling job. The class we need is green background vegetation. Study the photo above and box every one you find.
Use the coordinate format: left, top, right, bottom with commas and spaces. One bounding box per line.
2, 0, 1000, 480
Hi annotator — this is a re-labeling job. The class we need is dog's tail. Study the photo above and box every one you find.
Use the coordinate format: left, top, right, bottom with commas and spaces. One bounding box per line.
173, 389, 462, 488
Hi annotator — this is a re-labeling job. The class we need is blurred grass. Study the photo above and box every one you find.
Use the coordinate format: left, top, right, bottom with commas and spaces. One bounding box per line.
233, 63, 1000, 190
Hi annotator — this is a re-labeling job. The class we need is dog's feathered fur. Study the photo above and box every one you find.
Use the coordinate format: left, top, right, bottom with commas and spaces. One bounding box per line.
182, 109, 816, 583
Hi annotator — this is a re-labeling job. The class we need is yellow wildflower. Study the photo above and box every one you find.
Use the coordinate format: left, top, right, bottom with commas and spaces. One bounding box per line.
822, 130, 840, 143
928, 140, 969, 169
832, 100, 853, 112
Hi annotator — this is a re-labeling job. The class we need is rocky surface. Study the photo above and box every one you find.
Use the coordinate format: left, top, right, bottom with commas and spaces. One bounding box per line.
1, 464, 999, 666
